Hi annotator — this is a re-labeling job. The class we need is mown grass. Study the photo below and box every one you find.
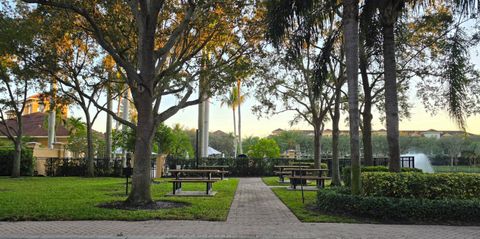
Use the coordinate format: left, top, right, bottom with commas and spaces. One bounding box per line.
0, 177, 238, 221
270, 187, 357, 223
262, 177, 355, 223
433, 166, 480, 173
262, 176, 330, 187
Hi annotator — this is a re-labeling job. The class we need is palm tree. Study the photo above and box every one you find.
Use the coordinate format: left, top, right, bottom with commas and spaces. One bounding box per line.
221, 85, 245, 156
369, 0, 478, 172
221, 86, 239, 156
236, 79, 245, 155
344, 0, 361, 194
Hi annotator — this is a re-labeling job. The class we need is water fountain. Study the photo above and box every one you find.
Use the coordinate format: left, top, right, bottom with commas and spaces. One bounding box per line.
402, 153, 434, 173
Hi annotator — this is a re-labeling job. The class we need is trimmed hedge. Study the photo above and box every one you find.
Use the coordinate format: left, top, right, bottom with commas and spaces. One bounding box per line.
362, 172, 480, 200
342, 166, 422, 186
0, 148, 34, 176
317, 188, 480, 223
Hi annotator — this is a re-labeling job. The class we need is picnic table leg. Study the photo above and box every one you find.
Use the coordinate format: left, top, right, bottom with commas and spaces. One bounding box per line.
172, 182, 176, 195
206, 182, 211, 195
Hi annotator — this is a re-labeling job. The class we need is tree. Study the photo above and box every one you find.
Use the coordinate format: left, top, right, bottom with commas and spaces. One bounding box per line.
209, 130, 235, 157
248, 138, 280, 158
221, 86, 243, 156
363, 1, 480, 172
261, 0, 341, 169
23, 0, 259, 206
439, 136, 465, 166
344, 0, 361, 194
168, 124, 194, 158
0, 8, 40, 177
65, 117, 105, 159
37, 25, 106, 176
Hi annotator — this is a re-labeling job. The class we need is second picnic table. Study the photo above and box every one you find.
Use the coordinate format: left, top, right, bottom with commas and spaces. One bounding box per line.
287, 168, 330, 189
274, 165, 310, 183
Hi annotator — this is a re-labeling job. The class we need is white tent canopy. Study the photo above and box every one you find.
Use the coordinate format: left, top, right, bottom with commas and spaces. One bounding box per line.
207, 147, 222, 156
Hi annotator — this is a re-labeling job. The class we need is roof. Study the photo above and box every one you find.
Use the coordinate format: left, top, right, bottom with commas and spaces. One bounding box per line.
0, 112, 69, 137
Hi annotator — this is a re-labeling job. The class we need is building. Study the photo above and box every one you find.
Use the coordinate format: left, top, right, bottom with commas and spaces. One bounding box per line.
1, 94, 72, 175
6, 93, 68, 120
271, 128, 475, 139
0, 112, 70, 146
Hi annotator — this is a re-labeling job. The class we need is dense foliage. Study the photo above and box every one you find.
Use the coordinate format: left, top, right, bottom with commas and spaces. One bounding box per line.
317, 188, 480, 224
247, 138, 281, 158
362, 172, 480, 200
342, 166, 422, 186
0, 148, 34, 176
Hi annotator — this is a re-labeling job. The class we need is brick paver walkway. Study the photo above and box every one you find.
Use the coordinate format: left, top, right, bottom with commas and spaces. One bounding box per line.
227, 177, 299, 224
0, 178, 479, 239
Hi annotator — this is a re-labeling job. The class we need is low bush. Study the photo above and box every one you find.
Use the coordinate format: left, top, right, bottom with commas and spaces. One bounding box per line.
317, 188, 480, 223
342, 166, 422, 186
362, 172, 480, 200
0, 148, 34, 176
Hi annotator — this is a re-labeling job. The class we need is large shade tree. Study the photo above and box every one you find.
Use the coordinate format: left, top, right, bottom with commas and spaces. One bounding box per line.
22, 0, 259, 206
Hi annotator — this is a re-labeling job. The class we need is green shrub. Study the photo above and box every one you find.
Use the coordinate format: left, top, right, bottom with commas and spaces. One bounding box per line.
362, 172, 480, 200
0, 148, 34, 176
317, 188, 480, 223
342, 166, 422, 186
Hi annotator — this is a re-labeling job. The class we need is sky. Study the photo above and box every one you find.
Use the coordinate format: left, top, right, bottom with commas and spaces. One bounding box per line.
80, 76, 480, 138
75, 43, 480, 138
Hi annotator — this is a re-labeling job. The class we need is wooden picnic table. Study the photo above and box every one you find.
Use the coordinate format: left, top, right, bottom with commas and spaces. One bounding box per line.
274, 165, 310, 183
197, 166, 230, 180
169, 169, 221, 195
288, 168, 330, 189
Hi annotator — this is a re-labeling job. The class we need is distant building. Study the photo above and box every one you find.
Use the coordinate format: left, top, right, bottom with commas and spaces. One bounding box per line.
1, 94, 70, 146
0, 112, 69, 146
6, 93, 68, 120
271, 128, 476, 139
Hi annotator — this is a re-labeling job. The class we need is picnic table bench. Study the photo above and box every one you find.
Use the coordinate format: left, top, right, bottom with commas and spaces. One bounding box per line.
287, 168, 330, 189
169, 169, 221, 195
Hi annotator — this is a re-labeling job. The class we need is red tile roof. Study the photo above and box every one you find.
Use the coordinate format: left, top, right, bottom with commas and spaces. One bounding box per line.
0, 112, 69, 137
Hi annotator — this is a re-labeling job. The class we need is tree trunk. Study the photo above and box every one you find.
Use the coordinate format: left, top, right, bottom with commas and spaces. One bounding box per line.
313, 122, 323, 169
382, 21, 401, 172
126, 94, 155, 206
11, 140, 22, 178
360, 39, 374, 166
85, 115, 95, 177
331, 88, 342, 186
237, 80, 243, 155
232, 108, 237, 156
344, 0, 361, 194
105, 85, 112, 160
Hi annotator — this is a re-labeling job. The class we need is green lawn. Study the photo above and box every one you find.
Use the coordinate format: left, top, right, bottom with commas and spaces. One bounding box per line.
0, 177, 238, 221
262, 176, 330, 187
262, 177, 355, 223
270, 187, 357, 223
433, 166, 480, 173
